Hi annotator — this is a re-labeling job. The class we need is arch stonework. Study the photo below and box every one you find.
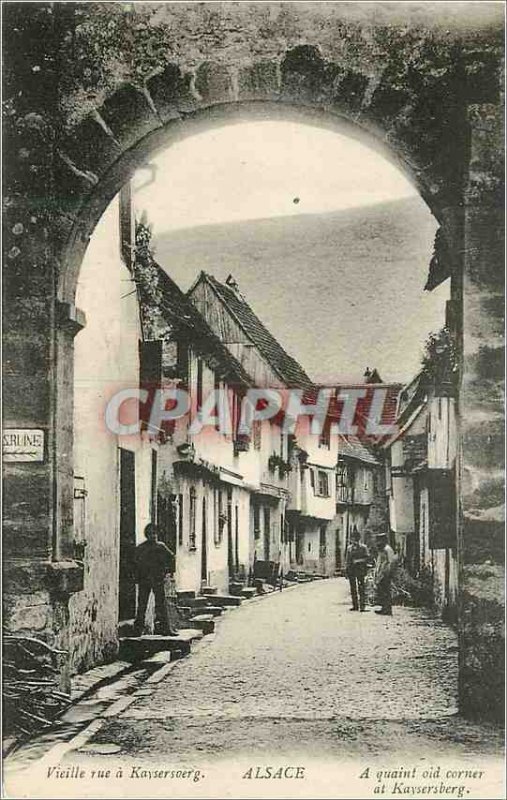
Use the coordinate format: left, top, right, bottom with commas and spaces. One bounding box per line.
3, 3, 504, 715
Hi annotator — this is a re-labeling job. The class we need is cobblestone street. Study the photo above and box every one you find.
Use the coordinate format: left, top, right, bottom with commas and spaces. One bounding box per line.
119, 577, 458, 724
6, 577, 505, 800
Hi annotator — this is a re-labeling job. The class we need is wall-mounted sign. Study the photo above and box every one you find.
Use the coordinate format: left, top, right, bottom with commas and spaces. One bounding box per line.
3, 429, 45, 462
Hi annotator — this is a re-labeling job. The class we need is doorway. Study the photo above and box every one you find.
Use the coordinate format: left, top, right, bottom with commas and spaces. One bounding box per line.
227, 487, 233, 579
201, 494, 208, 583
335, 529, 342, 574
263, 506, 271, 561
296, 524, 304, 566
118, 448, 136, 622
234, 503, 240, 574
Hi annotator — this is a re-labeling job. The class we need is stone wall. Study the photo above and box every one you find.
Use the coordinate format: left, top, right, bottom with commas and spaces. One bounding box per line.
460, 101, 504, 722
2, 2, 503, 712
70, 194, 154, 673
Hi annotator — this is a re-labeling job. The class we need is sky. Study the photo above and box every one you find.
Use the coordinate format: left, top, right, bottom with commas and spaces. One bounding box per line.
132, 121, 448, 384
133, 122, 417, 231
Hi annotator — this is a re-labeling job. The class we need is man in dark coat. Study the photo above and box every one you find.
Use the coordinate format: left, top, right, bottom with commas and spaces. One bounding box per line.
133, 523, 175, 636
345, 527, 369, 612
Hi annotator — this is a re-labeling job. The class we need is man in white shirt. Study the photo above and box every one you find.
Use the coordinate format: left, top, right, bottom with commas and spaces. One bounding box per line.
374, 532, 396, 616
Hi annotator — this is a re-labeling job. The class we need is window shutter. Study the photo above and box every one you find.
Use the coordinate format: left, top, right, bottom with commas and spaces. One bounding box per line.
428, 469, 456, 549
139, 340, 163, 425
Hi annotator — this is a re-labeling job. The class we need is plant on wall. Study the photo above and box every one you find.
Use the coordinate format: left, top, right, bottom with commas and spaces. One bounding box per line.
133, 218, 167, 340
421, 326, 458, 391
268, 453, 292, 477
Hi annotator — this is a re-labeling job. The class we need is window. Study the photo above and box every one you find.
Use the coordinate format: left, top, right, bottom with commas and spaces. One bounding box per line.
214, 375, 223, 433
310, 468, 316, 492
253, 420, 262, 450
232, 391, 241, 437
336, 461, 349, 502
232, 390, 250, 452
139, 340, 163, 429
189, 487, 197, 550
213, 488, 218, 545
317, 470, 330, 497
319, 418, 331, 449
196, 359, 204, 412
178, 493, 183, 546
216, 490, 224, 546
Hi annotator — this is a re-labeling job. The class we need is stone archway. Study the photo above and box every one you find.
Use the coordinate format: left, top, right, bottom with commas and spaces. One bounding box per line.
3, 3, 503, 716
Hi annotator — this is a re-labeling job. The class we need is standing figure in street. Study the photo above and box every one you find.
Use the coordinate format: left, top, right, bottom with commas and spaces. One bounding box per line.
374, 532, 397, 616
345, 527, 369, 612
133, 523, 175, 636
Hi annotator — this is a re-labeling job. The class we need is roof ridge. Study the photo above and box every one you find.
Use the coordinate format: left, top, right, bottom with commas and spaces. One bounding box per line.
152, 263, 252, 387
200, 273, 313, 389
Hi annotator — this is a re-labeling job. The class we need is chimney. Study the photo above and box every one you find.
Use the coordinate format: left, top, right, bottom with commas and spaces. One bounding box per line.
225, 274, 244, 299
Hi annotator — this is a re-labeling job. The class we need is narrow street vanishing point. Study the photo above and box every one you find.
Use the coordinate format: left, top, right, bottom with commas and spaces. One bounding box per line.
6, 578, 504, 799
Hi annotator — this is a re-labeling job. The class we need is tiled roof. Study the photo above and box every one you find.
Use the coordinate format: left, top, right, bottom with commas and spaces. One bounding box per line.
338, 434, 379, 465
145, 264, 253, 388
199, 273, 313, 389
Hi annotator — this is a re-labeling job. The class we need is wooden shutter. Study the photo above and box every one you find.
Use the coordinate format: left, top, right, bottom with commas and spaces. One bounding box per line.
428, 469, 456, 549
139, 340, 162, 425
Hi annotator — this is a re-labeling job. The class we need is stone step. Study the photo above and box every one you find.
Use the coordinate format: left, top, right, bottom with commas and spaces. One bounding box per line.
178, 596, 209, 609
140, 648, 187, 672
176, 628, 204, 642
176, 590, 196, 601
175, 605, 193, 619
229, 581, 244, 596
240, 587, 257, 599
71, 659, 134, 703
211, 594, 243, 607
201, 605, 224, 617
201, 586, 218, 596
119, 629, 203, 662
140, 650, 177, 673
118, 619, 136, 638
189, 614, 215, 635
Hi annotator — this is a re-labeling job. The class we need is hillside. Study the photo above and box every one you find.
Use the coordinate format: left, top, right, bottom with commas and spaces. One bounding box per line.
152, 197, 447, 384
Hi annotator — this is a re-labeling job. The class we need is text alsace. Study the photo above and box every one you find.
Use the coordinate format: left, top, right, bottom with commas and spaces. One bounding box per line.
242, 766, 305, 780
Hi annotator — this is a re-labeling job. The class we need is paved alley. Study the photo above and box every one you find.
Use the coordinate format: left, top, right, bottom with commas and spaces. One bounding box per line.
119, 577, 458, 723
5, 579, 504, 799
